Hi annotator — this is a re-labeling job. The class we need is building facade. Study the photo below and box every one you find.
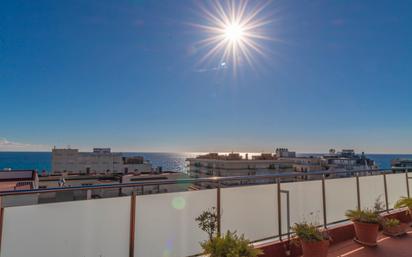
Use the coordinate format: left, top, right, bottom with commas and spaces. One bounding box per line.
51, 148, 152, 174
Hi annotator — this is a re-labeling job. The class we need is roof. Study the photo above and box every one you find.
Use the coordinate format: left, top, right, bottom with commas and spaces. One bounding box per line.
0, 170, 36, 182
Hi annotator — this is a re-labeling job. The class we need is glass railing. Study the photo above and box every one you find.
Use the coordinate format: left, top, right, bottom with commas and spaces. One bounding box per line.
0, 168, 410, 257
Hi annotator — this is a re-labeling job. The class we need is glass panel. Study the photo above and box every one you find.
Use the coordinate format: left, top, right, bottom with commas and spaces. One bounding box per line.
325, 177, 357, 223
386, 173, 408, 208
1, 197, 131, 257
281, 180, 324, 229
359, 175, 385, 210
221, 183, 278, 241
135, 189, 216, 257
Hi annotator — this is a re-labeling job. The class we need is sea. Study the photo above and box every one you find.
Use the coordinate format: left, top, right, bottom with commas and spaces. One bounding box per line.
0, 152, 411, 173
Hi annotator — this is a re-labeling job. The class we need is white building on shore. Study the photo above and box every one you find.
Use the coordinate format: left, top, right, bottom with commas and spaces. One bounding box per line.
186, 148, 377, 181
51, 147, 153, 174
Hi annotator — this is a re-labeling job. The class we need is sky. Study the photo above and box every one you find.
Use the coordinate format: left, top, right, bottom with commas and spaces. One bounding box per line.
0, 0, 411, 153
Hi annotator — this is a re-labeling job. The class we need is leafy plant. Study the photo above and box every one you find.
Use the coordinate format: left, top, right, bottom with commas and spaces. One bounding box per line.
200, 231, 263, 257
196, 207, 218, 240
345, 209, 379, 224
373, 196, 385, 213
291, 222, 329, 242
381, 218, 400, 228
394, 197, 412, 209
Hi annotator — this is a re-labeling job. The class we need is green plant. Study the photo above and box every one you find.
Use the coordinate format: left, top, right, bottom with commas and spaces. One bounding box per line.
200, 231, 263, 257
196, 207, 218, 240
381, 218, 400, 228
345, 209, 379, 224
291, 222, 329, 242
373, 196, 385, 213
394, 197, 412, 209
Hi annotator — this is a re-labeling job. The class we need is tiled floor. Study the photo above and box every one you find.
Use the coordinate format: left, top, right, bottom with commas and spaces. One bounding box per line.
328, 229, 412, 257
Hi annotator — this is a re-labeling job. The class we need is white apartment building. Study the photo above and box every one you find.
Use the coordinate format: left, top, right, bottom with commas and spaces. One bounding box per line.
187, 152, 295, 178
51, 148, 153, 174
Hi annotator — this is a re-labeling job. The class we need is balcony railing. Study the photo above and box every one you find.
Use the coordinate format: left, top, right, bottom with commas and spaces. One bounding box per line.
0, 168, 410, 257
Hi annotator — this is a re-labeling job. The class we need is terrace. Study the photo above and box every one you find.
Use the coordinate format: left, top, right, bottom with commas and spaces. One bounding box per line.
0, 168, 411, 257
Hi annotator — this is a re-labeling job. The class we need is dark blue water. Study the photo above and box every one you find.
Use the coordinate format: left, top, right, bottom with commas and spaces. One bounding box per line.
0, 152, 411, 172
0, 152, 197, 172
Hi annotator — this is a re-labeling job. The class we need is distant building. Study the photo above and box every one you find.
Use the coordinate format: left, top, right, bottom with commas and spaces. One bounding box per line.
187, 148, 379, 184
51, 147, 153, 174
275, 148, 296, 158
391, 159, 412, 168
0, 170, 39, 207
187, 152, 296, 186
37, 171, 192, 202
321, 149, 377, 172
0, 169, 38, 191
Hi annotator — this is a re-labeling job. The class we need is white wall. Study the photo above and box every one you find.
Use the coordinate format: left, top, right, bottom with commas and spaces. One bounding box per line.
359, 175, 385, 209
1, 197, 130, 257
325, 177, 357, 223
221, 184, 278, 241
386, 173, 408, 208
135, 189, 217, 257
281, 180, 324, 229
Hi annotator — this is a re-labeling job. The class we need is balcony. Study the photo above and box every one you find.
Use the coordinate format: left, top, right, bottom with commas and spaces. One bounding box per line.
0, 168, 411, 257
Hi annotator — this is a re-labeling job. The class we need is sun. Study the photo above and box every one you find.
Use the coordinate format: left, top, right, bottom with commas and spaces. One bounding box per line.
224, 22, 245, 42
191, 0, 273, 73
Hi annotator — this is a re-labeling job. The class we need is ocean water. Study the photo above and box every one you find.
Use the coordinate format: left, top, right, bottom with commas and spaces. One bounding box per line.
0, 152, 411, 173
0, 152, 197, 173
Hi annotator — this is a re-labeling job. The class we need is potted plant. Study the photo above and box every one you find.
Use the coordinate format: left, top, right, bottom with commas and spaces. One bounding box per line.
394, 197, 412, 220
196, 208, 262, 257
345, 209, 380, 246
291, 222, 330, 257
381, 218, 408, 237
200, 231, 263, 257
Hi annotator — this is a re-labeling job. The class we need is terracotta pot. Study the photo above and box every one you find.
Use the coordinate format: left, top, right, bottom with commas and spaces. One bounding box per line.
353, 221, 379, 246
384, 223, 408, 236
300, 239, 329, 257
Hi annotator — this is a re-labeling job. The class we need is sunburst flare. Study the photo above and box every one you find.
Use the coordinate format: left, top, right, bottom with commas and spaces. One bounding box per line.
192, 0, 274, 73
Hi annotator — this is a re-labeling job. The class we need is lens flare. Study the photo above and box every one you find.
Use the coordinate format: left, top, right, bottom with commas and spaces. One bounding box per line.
192, 0, 274, 74
171, 196, 186, 210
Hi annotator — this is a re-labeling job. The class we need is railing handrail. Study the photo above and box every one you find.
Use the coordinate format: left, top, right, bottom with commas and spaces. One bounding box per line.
0, 167, 407, 196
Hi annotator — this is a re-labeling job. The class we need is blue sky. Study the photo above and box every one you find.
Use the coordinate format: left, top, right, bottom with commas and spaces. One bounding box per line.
0, 0, 411, 153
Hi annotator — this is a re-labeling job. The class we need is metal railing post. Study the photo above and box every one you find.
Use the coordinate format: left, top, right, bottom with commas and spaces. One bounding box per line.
321, 175, 327, 229
406, 168, 410, 198
277, 178, 282, 240
280, 190, 291, 241
129, 192, 136, 257
383, 173, 389, 211
217, 182, 221, 237
356, 173, 361, 210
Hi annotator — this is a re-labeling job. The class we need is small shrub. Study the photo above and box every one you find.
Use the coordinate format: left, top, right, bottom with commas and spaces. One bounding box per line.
345, 209, 379, 224
381, 218, 400, 228
201, 231, 262, 257
373, 196, 385, 213
291, 222, 329, 242
196, 207, 218, 240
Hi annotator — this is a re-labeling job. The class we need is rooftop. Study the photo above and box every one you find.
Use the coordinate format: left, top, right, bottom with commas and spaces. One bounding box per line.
328, 229, 412, 257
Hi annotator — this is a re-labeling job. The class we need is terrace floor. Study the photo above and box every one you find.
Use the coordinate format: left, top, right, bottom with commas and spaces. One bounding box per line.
328, 227, 412, 257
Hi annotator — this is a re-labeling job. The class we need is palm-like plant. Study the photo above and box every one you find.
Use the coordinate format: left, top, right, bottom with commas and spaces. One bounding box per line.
394, 197, 412, 210
291, 222, 328, 242
345, 209, 379, 224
